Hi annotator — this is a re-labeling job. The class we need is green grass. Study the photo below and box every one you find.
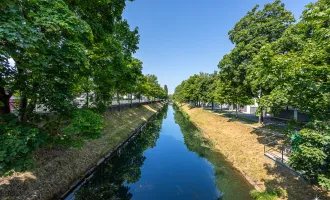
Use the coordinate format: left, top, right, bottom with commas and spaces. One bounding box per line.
250, 189, 286, 200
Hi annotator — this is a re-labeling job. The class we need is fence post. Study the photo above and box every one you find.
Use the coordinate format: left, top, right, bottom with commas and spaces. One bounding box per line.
281, 145, 284, 163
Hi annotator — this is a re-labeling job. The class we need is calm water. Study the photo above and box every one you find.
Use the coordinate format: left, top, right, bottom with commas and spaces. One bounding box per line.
65, 105, 253, 200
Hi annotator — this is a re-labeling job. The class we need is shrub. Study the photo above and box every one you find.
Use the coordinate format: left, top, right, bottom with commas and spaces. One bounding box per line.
250, 189, 286, 200
289, 121, 330, 190
0, 114, 43, 176
62, 109, 104, 140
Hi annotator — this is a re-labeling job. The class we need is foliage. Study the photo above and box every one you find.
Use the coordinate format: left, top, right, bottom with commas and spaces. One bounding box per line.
62, 109, 104, 140
219, 0, 295, 120
0, 0, 168, 176
164, 85, 168, 97
289, 121, 330, 189
1, 0, 93, 116
250, 189, 286, 200
172, 0, 330, 190
141, 74, 167, 100
0, 114, 44, 176
0, 0, 166, 116
252, 0, 330, 120
173, 72, 218, 106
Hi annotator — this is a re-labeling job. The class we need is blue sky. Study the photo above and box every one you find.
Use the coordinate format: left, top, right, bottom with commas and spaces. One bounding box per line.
123, 0, 315, 94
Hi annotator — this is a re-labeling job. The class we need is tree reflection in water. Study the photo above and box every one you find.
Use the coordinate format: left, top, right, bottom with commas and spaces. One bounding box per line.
73, 105, 168, 200
173, 105, 253, 200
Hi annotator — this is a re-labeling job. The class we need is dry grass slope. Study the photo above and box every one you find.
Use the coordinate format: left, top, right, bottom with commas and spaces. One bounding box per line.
0, 103, 163, 200
180, 104, 329, 200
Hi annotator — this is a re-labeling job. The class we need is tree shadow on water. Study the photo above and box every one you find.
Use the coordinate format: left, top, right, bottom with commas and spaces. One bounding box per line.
70, 106, 168, 200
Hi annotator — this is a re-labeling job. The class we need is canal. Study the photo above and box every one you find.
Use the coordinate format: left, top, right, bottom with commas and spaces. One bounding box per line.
64, 105, 253, 200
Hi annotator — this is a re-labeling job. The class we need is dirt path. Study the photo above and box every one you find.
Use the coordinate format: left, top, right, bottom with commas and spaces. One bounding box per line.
180, 105, 329, 200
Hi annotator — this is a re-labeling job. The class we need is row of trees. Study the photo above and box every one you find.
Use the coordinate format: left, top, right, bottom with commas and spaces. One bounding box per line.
173, 72, 248, 113
174, 0, 330, 190
0, 0, 167, 176
1, 0, 167, 119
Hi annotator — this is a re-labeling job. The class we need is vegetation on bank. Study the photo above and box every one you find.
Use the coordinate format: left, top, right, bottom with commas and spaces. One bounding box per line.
0, 1, 168, 177
178, 104, 329, 199
0, 103, 164, 200
173, 104, 255, 199
173, 0, 330, 190
69, 104, 168, 200
250, 189, 286, 200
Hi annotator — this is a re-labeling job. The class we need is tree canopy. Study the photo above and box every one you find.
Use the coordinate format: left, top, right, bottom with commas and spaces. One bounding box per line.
173, 0, 330, 190
0, 0, 166, 117
0, 0, 167, 176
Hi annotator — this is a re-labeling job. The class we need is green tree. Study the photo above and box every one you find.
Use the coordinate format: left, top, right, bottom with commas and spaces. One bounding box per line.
0, 0, 93, 119
289, 121, 330, 190
218, 0, 295, 122
142, 74, 166, 101
0, 0, 152, 176
251, 0, 330, 121
164, 85, 168, 99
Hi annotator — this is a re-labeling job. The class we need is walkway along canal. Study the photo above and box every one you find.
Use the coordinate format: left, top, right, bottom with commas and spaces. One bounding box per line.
64, 105, 253, 199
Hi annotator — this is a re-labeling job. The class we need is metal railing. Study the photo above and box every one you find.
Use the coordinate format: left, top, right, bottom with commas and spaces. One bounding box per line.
264, 138, 291, 164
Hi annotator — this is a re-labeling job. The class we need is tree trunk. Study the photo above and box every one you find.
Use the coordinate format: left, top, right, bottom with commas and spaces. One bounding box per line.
0, 88, 11, 115
220, 104, 222, 111
259, 108, 264, 124
18, 96, 28, 123
212, 101, 214, 111
26, 99, 36, 115
258, 90, 264, 124
235, 103, 238, 116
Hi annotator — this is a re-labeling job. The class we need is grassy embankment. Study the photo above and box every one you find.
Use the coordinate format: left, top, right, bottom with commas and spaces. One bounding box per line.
178, 104, 329, 200
0, 103, 164, 200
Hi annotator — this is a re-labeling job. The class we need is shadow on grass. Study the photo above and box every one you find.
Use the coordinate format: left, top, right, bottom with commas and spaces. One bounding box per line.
262, 163, 329, 200
179, 104, 329, 199
226, 116, 257, 125
249, 125, 329, 199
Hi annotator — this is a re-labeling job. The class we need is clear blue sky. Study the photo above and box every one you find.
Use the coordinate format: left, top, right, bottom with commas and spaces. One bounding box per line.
123, 0, 315, 94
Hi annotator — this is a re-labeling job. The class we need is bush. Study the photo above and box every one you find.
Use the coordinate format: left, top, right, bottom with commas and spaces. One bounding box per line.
62, 109, 104, 140
250, 189, 286, 200
289, 121, 330, 189
0, 114, 43, 176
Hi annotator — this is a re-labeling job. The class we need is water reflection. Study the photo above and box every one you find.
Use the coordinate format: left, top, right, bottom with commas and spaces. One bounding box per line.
173, 105, 253, 199
70, 106, 168, 200
65, 105, 252, 200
